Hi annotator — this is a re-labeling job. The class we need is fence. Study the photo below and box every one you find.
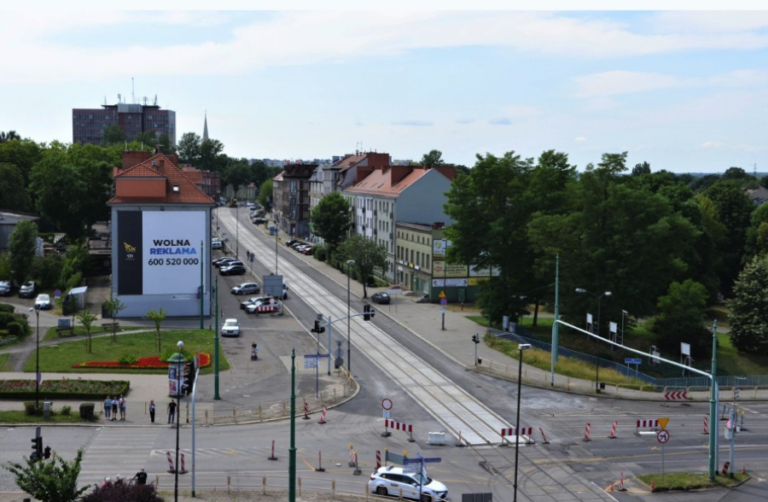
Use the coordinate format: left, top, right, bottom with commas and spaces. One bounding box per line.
488, 328, 658, 385
658, 375, 768, 392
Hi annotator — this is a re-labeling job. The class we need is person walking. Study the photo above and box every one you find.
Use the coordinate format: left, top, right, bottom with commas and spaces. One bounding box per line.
149, 400, 156, 423
119, 395, 126, 421
167, 401, 177, 424
110, 397, 118, 421
132, 468, 148, 485
103, 396, 111, 420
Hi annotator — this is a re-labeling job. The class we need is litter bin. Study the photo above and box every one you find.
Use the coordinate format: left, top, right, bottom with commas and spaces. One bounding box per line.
43, 401, 52, 418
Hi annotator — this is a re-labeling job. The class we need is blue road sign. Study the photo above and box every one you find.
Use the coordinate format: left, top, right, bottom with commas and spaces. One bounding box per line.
304, 354, 330, 359
404, 457, 441, 464
625, 358, 642, 365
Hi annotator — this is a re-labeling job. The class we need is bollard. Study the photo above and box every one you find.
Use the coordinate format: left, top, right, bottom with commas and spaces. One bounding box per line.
539, 427, 551, 445
232, 408, 236, 423
316, 451, 325, 472
282, 400, 286, 414
227, 475, 231, 494
583, 423, 591, 442
298, 477, 302, 496
180, 453, 188, 474
303, 400, 310, 420
268, 440, 278, 461
703, 415, 709, 434
155, 475, 160, 489
205, 409, 209, 425
332, 480, 336, 498
376, 450, 381, 469
262, 476, 267, 495
608, 421, 618, 439
741, 465, 746, 475
166, 451, 175, 473
353, 451, 362, 475
456, 430, 465, 447
259, 403, 263, 422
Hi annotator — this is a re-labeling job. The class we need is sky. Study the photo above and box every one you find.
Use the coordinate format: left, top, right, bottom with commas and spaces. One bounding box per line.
1, 1, 767, 173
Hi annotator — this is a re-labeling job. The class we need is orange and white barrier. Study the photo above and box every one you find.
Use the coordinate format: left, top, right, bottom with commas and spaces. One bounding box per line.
583, 423, 591, 442
318, 406, 327, 425
608, 421, 618, 439
385, 419, 415, 442
635, 419, 659, 435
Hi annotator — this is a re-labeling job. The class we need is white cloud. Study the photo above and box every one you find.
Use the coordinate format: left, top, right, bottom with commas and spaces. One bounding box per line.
651, 11, 768, 34
573, 71, 681, 98
4, 11, 768, 84
575, 136, 587, 142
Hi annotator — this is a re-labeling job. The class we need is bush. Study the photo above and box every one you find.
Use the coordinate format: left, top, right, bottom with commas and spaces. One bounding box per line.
24, 401, 39, 416
6, 322, 24, 337
61, 405, 72, 416
81, 483, 163, 502
313, 244, 327, 262
0, 304, 14, 314
117, 354, 138, 365
79, 403, 95, 419
160, 345, 193, 363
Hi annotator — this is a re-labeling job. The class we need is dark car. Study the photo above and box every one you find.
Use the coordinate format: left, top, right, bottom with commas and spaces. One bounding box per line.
220, 264, 246, 276
371, 292, 391, 304
286, 240, 299, 247
252, 217, 267, 224
213, 257, 237, 268
18, 281, 36, 298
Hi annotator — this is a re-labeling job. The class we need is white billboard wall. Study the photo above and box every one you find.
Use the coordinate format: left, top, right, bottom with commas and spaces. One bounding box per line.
142, 211, 205, 295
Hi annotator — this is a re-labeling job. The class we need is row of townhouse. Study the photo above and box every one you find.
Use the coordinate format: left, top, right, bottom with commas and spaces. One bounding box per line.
272, 153, 485, 302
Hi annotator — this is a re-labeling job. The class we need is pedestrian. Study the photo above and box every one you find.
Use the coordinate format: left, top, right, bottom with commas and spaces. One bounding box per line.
149, 400, 156, 423
103, 396, 111, 420
110, 397, 118, 421
133, 468, 147, 485
119, 395, 126, 421
167, 401, 177, 424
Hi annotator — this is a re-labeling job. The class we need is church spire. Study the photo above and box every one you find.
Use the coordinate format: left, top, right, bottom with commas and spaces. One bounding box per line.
202, 111, 209, 142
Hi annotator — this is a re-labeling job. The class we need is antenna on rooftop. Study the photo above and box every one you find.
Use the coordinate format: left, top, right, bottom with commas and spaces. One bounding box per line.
154, 94, 158, 106
117, 93, 121, 104
103, 95, 107, 106
132, 77, 135, 104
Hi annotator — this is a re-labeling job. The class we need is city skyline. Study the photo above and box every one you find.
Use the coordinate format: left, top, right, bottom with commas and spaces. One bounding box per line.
1, 4, 767, 172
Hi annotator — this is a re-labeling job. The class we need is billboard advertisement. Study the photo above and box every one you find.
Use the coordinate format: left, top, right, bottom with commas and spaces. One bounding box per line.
118, 210, 205, 295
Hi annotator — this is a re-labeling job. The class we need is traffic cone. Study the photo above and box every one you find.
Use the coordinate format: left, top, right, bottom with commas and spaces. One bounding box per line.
741, 466, 746, 475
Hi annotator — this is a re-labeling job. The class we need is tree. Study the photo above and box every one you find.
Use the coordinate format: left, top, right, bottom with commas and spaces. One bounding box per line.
728, 255, 768, 353
145, 307, 167, 352
223, 158, 252, 196
81, 482, 163, 502
60, 246, 90, 289
134, 131, 158, 148
420, 149, 445, 168
0, 138, 43, 186
0, 130, 21, 142
8, 220, 38, 286
0, 163, 30, 211
76, 309, 98, 353
3, 448, 88, 502
337, 235, 388, 299
631, 161, 651, 176
258, 179, 273, 210
157, 133, 174, 155
176, 132, 201, 165
102, 125, 126, 146
199, 138, 225, 172
103, 297, 126, 342
31, 254, 64, 290
310, 192, 351, 261
653, 279, 710, 357
0, 253, 11, 281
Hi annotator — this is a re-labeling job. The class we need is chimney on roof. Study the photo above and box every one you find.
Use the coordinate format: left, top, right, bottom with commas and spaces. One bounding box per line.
356, 165, 374, 183
390, 165, 412, 185
433, 165, 456, 181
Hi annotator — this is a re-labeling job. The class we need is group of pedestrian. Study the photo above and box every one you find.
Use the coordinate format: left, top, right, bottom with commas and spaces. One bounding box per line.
103, 395, 127, 421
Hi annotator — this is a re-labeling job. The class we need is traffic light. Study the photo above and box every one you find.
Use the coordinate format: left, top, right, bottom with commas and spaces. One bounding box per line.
43, 446, 51, 459
30, 427, 42, 461
472, 334, 480, 344
312, 320, 325, 334
363, 304, 375, 321
184, 362, 195, 396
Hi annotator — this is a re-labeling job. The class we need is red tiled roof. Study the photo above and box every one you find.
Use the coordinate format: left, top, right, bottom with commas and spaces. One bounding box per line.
332, 154, 366, 170
108, 153, 215, 205
345, 166, 432, 197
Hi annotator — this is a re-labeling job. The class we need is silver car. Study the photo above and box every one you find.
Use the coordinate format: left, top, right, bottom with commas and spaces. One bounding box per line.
231, 282, 260, 295
0, 280, 11, 296
34, 294, 52, 310
18, 281, 36, 298
221, 318, 240, 337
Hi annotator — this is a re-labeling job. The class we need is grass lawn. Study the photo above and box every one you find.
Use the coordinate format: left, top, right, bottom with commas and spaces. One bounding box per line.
0, 353, 10, 371
24, 329, 230, 375
43, 325, 132, 342
0, 410, 94, 424
637, 472, 748, 491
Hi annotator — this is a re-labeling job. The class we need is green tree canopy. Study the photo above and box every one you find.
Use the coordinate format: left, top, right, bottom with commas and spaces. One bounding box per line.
223, 158, 252, 195
337, 235, 388, 299
3, 448, 88, 502
653, 279, 710, 357
0, 162, 31, 211
310, 192, 351, 257
420, 149, 445, 167
728, 255, 768, 353
8, 220, 38, 286
258, 178, 273, 209
102, 125, 126, 146
177, 132, 201, 165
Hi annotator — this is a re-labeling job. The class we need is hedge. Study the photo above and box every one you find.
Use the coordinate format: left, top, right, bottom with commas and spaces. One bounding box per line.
0, 379, 130, 400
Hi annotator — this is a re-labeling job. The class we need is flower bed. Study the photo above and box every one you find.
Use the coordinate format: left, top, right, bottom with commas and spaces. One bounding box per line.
0, 378, 129, 400
73, 352, 212, 370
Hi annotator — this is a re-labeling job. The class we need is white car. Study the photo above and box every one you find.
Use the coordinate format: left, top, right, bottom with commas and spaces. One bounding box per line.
221, 318, 240, 337
34, 294, 52, 310
368, 466, 448, 501
211, 239, 223, 250
245, 297, 279, 314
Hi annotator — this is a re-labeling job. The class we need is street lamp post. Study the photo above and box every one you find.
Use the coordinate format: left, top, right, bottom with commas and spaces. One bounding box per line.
620, 309, 628, 346
30, 306, 41, 411
513, 343, 531, 502
346, 259, 355, 373
174, 340, 184, 502
575, 288, 611, 392
235, 196, 240, 258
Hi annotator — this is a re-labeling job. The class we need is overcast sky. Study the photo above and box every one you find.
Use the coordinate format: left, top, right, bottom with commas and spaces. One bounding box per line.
1, 2, 766, 173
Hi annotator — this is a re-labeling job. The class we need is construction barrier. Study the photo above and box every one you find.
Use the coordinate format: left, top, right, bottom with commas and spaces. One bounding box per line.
583, 423, 591, 442
268, 440, 278, 461
538, 427, 551, 445
180, 453, 188, 474
318, 406, 327, 425
303, 400, 310, 420
703, 416, 709, 435
608, 421, 618, 439
501, 427, 534, 446
384, 419, 415, 442
376, 450, 381, 469
635, 419, 659, 435
166, 452, 175, 474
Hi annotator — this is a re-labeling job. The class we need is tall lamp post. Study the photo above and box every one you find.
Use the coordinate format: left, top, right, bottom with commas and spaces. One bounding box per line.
29, 305, 41, 411
346, 259, 355, 373
235, 196, 240, 258
575, 288, 611, 392
173, 340, 184, 502
513, 343, 531, 502
620, 309, 628, 346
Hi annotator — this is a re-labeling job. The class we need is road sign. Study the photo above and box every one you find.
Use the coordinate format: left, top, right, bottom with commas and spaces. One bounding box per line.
440, 298, 447, 306
657, 417, 670, 430
439, 291, 446, 299
383, 410, 391, 419
403, 457, 441, 464
440, 307, 446, 313
657, 430, 670, 444
304, 358, 317, 369
624, 358, 642, 364
382, 398, 393, 411
664, 391, 687, 401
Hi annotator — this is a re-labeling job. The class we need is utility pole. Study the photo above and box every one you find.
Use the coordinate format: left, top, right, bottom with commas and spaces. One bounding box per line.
550, 254, 559, 386
708, 320, 718, 481
289, 349, 297, 501
214, 276, 220, 400
199, 240, 204, 329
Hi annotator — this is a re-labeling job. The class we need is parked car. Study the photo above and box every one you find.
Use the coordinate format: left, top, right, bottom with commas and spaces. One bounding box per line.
300, 246, 314, 255
212, 239, 223, 250
241, 295, 273, 310
246, 297, 280, 314
285, 240, 299, 247
34, 294, 52, 310
231, 282, 260, 295
252, 217, 267, 224
221, 318, 240, 337
367, 465, 448, 501
18, 281, 36, 298
371, 292, 391, 305
220, 264, 246, 276
213, 257, 237, 268
0, 280, 11, 296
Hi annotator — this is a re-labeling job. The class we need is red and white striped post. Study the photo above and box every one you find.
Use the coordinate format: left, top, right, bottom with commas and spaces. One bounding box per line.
268, 440, 278, 461
302, 400, 310, 420
180, 453, 188, 474
348, 446, 355, 467
608, 421, 618, 439
619, 471, 626, 491
702, 415, 709, 435
376, 450, 381, 469
583, 423, 591, 442
538, 427, 551, 445
166, 451, 175, 473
